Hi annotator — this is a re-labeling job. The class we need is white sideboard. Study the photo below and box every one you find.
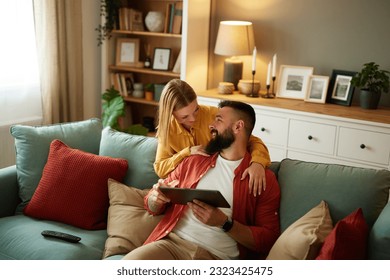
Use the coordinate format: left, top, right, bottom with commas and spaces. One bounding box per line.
197, 90, 390, 170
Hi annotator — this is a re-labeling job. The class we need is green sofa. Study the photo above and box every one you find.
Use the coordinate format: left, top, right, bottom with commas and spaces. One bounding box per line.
0, 118, 389, 260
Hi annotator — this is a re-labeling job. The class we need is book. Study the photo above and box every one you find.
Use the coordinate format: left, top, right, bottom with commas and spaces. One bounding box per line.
172, 2, 183, 34
168, 3, 175, 33
164, 3, 173, 33
172, 50, 181, 73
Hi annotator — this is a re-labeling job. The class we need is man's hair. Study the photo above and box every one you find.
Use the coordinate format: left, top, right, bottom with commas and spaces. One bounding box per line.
218, 100, 256, 137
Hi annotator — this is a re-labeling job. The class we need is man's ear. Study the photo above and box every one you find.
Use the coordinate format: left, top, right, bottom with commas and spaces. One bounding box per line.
233, 120, 245, 133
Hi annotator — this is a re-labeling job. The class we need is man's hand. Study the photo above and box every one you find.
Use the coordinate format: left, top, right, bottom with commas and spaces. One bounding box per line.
190, 145, 209, 156
187, 199, 226, 227
241, 162, 266, 197
147, 179, 178, 212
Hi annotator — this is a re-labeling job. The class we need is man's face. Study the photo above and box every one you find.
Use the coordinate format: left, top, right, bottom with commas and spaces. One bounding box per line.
205, 107, 236, 154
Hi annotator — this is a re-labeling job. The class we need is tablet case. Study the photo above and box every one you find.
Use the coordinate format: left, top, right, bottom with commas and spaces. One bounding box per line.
159, 187, 230, 208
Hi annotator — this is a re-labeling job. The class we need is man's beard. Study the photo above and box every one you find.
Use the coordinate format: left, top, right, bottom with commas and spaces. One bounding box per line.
205, 127, 235, 155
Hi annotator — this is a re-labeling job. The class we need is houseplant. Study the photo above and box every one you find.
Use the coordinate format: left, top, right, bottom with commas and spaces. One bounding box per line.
95, 0, 121, 46
350, 62, 390, 109
102, 86, 148, 135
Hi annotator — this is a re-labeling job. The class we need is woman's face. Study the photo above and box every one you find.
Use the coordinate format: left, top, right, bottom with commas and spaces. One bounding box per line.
172, 100, 199, 130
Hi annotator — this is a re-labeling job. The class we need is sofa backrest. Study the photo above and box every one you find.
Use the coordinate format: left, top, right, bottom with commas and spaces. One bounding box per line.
274, 159, 390, 232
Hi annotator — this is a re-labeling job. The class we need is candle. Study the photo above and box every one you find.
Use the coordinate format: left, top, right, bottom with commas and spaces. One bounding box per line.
272, 54, 277, 77
252, 46, 257, 72
266, 62, 271, 86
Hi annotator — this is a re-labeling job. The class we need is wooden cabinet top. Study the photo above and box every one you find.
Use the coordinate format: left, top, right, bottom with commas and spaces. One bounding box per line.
197, 89, 390, 125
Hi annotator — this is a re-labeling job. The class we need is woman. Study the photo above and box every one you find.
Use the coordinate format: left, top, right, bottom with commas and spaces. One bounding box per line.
154, 79, 271, 196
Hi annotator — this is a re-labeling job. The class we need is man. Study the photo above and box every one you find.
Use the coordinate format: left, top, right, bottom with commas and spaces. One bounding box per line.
123, 100, 280, 260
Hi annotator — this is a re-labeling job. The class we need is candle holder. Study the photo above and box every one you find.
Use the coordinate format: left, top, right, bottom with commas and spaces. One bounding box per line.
246, 70, 259, 98
262, 76, 276, 98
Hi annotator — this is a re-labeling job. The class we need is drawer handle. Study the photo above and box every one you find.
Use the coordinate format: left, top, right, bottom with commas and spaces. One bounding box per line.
261, 127, 266, 132
360, 144, 366, 149
308, 135, 313, 140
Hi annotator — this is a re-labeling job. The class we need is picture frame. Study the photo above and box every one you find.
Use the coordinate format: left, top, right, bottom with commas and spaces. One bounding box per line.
115, 38, 140, 67
304, 75, 329, 103
276, 65, 314, 99
152, 48, 171, 71
326, 70, 357, 106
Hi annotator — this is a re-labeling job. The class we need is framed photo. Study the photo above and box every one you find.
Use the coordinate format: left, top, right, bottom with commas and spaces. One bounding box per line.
326, 70, 357, 106
152, 48, 171, 70
304, 75, 329, 103
277, 65, 314, 99
115, 38, 140, 67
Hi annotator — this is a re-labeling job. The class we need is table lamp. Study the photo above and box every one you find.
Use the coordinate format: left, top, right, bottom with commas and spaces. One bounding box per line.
214, 21, 255, 89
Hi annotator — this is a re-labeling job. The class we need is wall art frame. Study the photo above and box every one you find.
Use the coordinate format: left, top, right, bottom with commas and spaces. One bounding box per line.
276, 65, 314, 100
326, 69, 357, 106
115, 38, 140, 67
152, 48, 171, 71
304, 75, 330, 103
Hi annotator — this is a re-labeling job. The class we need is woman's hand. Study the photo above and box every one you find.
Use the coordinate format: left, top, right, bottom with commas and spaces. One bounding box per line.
241, 162, 266, 197
190, 145, 209, 156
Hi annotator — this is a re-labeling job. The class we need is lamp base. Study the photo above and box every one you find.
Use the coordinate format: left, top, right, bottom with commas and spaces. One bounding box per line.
223, 58, 243, 90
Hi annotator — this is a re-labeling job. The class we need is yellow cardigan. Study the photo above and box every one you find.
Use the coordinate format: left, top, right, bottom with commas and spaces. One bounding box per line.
154, 105, 271, 178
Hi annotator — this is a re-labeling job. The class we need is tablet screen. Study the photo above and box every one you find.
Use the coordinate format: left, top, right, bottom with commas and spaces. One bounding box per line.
159, 187, 230, 208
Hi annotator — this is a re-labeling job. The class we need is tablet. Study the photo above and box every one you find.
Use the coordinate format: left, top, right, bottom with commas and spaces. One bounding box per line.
159, 187, 231, 208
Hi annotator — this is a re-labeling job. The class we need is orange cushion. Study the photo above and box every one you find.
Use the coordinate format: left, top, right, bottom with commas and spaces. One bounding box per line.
24, 139, 128, 230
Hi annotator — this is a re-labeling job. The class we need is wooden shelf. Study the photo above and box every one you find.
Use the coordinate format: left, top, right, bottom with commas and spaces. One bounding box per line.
111, 29, 182, 39
109, 65, 180, 78
198, 89, 390, 125
123, 96, 159, 106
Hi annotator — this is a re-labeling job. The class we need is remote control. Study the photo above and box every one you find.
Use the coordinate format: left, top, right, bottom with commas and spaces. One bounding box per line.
41, 230, 81, 243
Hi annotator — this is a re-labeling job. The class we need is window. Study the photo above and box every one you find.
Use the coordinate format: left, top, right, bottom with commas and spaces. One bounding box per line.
0, 0, 42, 125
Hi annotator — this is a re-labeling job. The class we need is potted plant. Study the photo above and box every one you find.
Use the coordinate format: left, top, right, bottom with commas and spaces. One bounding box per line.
102, 86, 148, 135
350, 62, 390, 109
95, 0, 121, 46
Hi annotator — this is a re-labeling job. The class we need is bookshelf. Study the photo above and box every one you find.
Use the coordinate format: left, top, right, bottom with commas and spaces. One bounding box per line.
101, 0, 211, 131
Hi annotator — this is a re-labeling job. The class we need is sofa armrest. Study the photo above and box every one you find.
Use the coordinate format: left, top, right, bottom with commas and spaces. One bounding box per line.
369, 201, 390, 259
0, 165, 20, 217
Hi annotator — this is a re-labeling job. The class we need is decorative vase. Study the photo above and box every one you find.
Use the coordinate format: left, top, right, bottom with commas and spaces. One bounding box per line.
145, 11, 165, 32
360, 89, 381, 109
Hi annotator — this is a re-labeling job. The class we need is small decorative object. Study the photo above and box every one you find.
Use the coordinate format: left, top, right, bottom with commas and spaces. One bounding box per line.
326, 70, 357, 106
218, 82, 234, 95
152, 48, 171, 70
144, 43, 151, 68
238, 79, 260, 95
304, 75, 329, 103
132, 83, 144, 98
350, 62, 390, 109
145, 11, 165, 32
277, 65, 314, 100
144, 84, 154, 101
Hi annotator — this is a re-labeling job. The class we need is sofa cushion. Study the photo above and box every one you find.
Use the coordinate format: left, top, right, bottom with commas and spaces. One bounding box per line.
99, 127, 159, 189
276, 159, 390, 231
24, 140, 128, 230
266, 200, 333, 260
369, 203, 390, 259
0, 215, 107, 260
316, 208, 369, 260
103, 179, 162, 259
10, 118, 103, 212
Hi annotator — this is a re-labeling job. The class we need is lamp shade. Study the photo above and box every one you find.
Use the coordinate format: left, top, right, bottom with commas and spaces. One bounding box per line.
214, 21, 255, 56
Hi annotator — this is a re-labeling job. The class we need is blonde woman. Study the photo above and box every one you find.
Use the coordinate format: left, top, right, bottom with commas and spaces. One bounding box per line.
154, 79, 271, 196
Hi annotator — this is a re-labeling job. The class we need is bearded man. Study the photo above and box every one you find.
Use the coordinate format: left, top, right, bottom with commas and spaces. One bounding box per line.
123, 100, 281, 260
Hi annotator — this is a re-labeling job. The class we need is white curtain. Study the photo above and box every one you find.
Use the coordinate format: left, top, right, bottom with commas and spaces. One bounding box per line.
0, 0, 42, 126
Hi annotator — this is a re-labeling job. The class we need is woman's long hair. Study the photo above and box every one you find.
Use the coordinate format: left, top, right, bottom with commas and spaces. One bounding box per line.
156, 79, 197, 147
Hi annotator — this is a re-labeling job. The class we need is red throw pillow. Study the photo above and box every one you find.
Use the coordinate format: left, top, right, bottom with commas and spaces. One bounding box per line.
316, 208, 369, 260
24, 139, 128, 230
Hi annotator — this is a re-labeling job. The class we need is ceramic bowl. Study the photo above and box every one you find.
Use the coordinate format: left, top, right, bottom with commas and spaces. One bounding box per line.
237, 80, 260, 95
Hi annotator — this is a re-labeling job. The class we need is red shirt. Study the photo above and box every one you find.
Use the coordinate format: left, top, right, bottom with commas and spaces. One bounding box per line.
144, 152, 281, 259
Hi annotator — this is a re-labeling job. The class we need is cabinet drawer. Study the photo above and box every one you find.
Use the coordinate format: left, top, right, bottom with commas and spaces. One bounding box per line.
337, 127, 390, 165
288, 120, 336, 155
253, 114, 288, 146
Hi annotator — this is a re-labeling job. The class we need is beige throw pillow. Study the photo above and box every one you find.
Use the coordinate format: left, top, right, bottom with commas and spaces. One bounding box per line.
103, 179, 162, 259
266, 200, 333, 260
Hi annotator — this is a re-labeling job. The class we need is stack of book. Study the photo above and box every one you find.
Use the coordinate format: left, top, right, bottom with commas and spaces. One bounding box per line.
164, 2, 183, 34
